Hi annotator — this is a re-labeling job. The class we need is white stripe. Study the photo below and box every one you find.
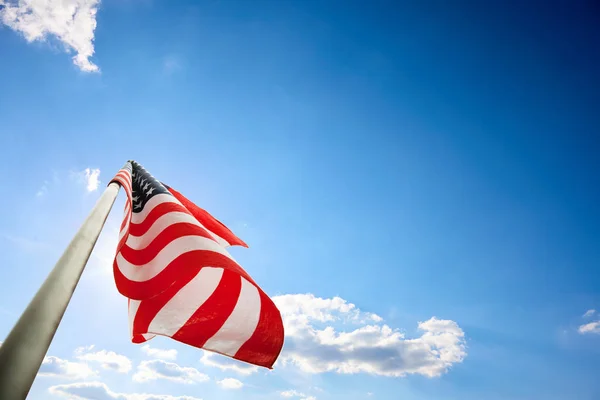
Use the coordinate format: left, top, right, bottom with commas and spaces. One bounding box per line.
203, 277, 261, 356
211, 234, 230, 248
131, 194, 179, 224
148, 267, 224, 336
201, 225, 230, 247
128, 299, 141, 338
123, 202, 131, 218
129, 298, 156, 341
118, 196, 132, 242
114, 179, 131, 198
119, 212, 131, 242
116, 235, 236, 282
125, 190, 231, 247
114, 172, 132, 193
119, 223, 129, 242
115, 170, 130, 183
126, 211, 229, 250
116, 186, 131, 201
116, 170, 131, 183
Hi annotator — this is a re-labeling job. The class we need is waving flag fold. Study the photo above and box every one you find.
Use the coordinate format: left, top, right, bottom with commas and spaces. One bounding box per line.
110, 160, 284, 368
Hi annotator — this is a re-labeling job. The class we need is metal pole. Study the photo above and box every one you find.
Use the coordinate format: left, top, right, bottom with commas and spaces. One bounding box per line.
0, 182, 121, 399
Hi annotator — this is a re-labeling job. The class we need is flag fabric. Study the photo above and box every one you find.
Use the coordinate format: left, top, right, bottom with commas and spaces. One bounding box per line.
110, 161, 284, 368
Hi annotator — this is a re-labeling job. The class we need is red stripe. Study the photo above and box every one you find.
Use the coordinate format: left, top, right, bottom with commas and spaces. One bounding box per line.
112, 168, 133, 251
171, 269, 241, 347
120, 223, 216, 265
117, 228, 129, 252
120, 216, 129, 232
112, 172, 132, 194
113, 170, 130, 184
114, 182, 131, 198
117, 212, 131, 250
114, 248, 255, 300
114, 170, 131, 183
167, 186, 248, 248
234, 289, 284, 368
112, 175, 129, 188
132, 335, 147, 344
132, 267, 200, 338
120, 206, 131, 232
129, 202, 187, 237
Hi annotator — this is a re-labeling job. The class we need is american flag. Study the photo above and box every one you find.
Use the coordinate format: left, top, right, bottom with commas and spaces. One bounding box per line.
110, 161, 284, 368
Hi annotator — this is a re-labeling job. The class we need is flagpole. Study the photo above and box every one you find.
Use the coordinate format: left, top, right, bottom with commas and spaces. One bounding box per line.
0, 182, 121, 400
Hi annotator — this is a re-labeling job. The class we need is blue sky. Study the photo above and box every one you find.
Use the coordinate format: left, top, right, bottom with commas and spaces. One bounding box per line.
1, 0, 599, 399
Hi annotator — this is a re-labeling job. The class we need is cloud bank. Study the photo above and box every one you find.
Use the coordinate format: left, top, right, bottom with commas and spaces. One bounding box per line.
274, 293, 467, 378
578, 309, 600, 335
141, 344, 178, 361
74, 345, 132, 373
199, 351, 258, 376
38, 356, 97, 380
280, 389, 316, 400
216, 378, 243, 390
49, 381, 203, 400
583, 309, 596, 318
579, 321, 600, 335
133, 360, 209, 384
0, 0, 101, 72
73, 167, 101, 192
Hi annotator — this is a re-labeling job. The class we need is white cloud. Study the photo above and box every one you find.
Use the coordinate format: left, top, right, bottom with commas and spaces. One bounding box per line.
70, 167, 101, 192
36, 180, 49, 197
579, 309, 600, 334
578, 321, 600, 335
34, 167, 100, 198
274, 293, 382, 326
279, 390, 316, 400
2, 342, 97, 380
74, 345, 132, 373
199, 351, 258, 376
273, 294, 466, 378
38, 356, 97, 380
280, 390, 305, 398
48, 381, 203, 400
133, 360, 209, 384
583, 309, 596, 318
216, 378, 243, 390
83, 168, 101, 191
141, 344, 178, 361
0, 0, 101, 72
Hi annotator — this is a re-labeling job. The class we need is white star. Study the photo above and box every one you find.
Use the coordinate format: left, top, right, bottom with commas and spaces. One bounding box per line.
134, 203, 142, 210
132, 196, 139, 202
146, 187, 155, 195
143, 182, 150, 191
